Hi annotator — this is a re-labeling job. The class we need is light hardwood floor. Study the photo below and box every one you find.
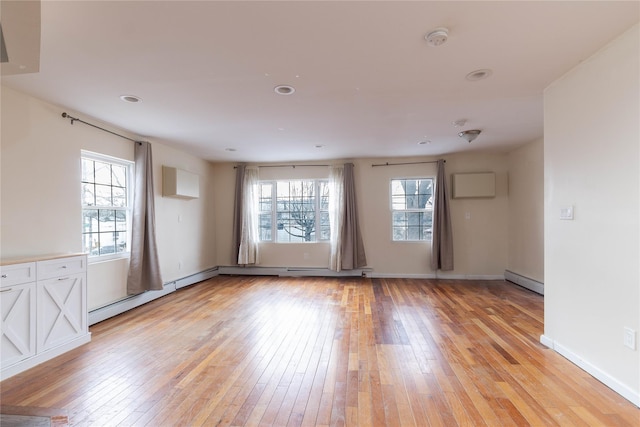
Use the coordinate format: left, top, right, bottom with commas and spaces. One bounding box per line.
1, 276, 638, 426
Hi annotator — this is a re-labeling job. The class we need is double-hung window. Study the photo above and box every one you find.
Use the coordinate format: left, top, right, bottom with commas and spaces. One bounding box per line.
259, 180, 330, 242
391, 178, 434, 241
81, 151, 133, 258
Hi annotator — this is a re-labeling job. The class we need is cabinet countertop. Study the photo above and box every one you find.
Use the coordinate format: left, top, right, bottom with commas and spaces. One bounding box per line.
1, 253, 87, 267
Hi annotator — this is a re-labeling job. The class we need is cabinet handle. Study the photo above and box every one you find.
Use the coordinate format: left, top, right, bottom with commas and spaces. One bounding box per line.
1, 274, 7, 278
58, 277, 70, 281
0, 288, 12, 292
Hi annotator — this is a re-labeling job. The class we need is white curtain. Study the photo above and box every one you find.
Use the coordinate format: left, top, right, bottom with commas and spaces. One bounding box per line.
237, 166, 260, 265
329, 165, 345, 271
127, 141, 163, 295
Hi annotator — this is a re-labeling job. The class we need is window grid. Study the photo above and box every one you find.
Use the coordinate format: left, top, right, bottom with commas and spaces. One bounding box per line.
391, 178, 434, 241
81, 153, 132, 258
260, 180, 329, 243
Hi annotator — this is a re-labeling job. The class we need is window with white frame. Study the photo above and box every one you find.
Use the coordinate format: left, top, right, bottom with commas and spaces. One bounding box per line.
81, 151, 133, 258
259, 180, 330, 242
391, 178, 434, 241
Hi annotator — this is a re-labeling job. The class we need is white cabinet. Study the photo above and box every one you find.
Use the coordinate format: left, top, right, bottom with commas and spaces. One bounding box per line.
1, 282, 36, 367
0, 254, 90, 380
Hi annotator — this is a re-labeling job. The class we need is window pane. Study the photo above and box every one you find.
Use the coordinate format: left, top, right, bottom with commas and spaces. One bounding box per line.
82, 209, 99, 233
96, 232, 117, 255
319, 211, 330, 240
112, 186, 126, 207
99, 209, 116, 232
259, 213, 272, 241
95, 184, 112, 206
112, 165, 126, 188
81, 159, 94, 183
94, 161, 111, 185
82, 183, 95, 206
115, 210, 127, 231
83, 233, 97, 255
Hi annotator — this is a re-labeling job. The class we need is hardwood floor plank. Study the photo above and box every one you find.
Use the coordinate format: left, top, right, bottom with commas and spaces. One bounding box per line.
1, 276, 638, 426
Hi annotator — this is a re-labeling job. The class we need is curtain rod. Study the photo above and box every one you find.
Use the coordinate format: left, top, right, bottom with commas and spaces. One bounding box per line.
61, 112, 142, 144
234, 164, 330, 169
371, 160, 444, 167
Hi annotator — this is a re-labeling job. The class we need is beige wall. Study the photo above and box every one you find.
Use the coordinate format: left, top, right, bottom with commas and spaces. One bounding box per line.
543, 24, 639, 404
213, 152, 509, 278
0, 86, 217, 310
507, 138, 544, 282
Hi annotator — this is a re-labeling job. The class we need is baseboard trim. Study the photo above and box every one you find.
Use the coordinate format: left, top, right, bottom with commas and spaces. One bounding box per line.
540, 334, 640, 407
218, 266, 370, 277
504, 269, 544, 295
88, 267, 219, 325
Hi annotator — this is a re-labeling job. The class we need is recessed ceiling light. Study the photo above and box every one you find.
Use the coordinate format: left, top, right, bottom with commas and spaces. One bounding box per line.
418, 140, 431, 145
120, 95, 142, 103
225, 148, 236, 152
452, 119, 467, 128
274, 85, 295, 95
465, 69, 492, 81
315, 144, 325, 148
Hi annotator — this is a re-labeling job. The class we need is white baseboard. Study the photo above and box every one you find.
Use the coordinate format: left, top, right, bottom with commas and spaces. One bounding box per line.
540, 334, 640, 407
88, 267, 219, 325
504, 270, 544, 295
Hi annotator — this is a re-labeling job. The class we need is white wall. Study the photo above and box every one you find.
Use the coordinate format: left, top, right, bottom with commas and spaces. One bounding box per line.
1, 86, 217, 310
507, 138, 544, 283
212, 152, 509, 278
543, 24, 639, 405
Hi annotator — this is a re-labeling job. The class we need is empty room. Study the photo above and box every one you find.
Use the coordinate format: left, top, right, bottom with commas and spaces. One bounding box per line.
1, 1, 639, 426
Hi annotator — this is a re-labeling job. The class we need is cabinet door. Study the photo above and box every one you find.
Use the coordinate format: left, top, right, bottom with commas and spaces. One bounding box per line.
37, 273, 87, 352
1, 282, 36, 366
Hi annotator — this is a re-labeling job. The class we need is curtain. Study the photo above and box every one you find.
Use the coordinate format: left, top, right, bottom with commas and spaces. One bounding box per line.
329, 163, 367, 271
237, 166, 260, 264
328, 165, 345, 270
232, 164, 246, 264
431, 159, 454, 271
127, 141, 163, 295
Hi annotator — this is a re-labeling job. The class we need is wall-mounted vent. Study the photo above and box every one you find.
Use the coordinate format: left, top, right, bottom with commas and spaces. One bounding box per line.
162, 166, 199, 199
452, 172, 496, 198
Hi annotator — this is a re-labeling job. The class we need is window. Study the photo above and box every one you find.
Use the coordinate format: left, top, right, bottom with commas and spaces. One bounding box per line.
259, 180, 330, 242
391, 178, 434, 241
81, 152, 133, 258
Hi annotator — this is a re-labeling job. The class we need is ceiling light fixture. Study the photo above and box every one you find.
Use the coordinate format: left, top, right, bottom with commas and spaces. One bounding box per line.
120, 95, 141, 103
274, 85, 295, 95
458, 129, 481, 143
465, 69, 492, 81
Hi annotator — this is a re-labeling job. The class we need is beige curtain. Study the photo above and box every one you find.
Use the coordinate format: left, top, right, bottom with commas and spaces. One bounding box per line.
431, 159, 454, 271
127, 141, 163, 295
237, 166, 260, 264
330, 163, 366, 271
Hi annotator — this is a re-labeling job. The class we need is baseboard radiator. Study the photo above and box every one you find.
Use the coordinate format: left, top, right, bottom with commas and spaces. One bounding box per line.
504, 269, 544, 295
88, 267, 219, 325
218, 266, 372, 277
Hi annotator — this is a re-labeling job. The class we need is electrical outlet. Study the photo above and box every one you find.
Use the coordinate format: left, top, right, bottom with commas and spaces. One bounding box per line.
623, 327, 636, 350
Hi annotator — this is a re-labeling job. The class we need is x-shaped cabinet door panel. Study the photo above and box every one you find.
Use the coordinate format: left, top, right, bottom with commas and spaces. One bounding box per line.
37, 274, 87, 352
1, 283, 36, 366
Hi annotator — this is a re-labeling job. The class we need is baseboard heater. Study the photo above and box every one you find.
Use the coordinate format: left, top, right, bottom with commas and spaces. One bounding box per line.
504, 269, 544, 295
218, 266, 373, 277
89, 267, 219, 325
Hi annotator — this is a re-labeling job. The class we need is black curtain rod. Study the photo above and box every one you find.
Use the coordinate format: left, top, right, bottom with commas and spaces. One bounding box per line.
234, 164, 330, 169
61, 112, 142, 144
371, 160, 444, 167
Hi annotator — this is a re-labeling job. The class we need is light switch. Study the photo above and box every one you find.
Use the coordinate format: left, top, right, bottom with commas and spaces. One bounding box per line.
560, 206, 574, 220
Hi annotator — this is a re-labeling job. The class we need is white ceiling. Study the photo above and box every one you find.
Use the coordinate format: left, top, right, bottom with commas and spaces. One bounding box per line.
2, 1, 638, 163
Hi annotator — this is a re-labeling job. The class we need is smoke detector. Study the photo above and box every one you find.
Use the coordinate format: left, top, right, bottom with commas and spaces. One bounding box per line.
458, 129, 481, 143
425, 28, 449, 47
